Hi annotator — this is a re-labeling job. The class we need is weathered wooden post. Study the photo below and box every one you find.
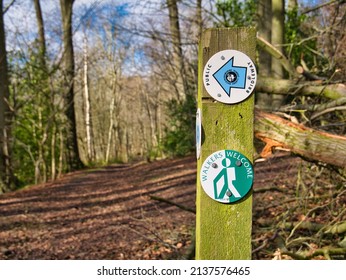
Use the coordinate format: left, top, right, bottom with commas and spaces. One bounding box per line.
196, 28, 256, 259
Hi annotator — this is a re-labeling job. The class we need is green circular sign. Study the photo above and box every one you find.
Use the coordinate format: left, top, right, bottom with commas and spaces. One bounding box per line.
200, 149, 254, 203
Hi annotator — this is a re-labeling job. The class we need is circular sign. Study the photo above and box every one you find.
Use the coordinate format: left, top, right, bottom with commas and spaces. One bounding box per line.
200, 149, 254, 203
203, 50, 257, 104
196, 108, 202, 159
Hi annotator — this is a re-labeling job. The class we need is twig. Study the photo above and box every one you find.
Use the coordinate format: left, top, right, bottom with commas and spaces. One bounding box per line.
286, 188, 346, 244
302, 0, 343, 14
281, 247, 346, 260
254, 186, 286, 193
128, 223, 176, 250
3, 0, 16, 14
311, 106, 346, 120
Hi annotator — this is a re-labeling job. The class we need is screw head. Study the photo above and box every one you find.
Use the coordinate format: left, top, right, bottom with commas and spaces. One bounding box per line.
226, 190, 232, 197
212, 163, 218, 168
236, 160, 242, 167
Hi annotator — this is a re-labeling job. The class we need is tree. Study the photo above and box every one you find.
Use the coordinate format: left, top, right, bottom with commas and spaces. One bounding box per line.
214, 0, 256, 27
166, 0, 186, 101
0, 0, 14, 192
196, 0, 203, 38
270, 0, 285, 109
33, 0, 46, 67
82, 31, 94, 163
59, 0, 83, 170
256, 0, 272, 109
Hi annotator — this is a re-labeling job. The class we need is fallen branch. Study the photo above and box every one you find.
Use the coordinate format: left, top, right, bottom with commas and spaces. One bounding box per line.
296, 65, 327, 81
281, 247, 346, 260
311, 105, 346, 120
255, 109, 346, 169
257, 36, 297, 77
256, 77, 346, 100
257, 219, 346, 235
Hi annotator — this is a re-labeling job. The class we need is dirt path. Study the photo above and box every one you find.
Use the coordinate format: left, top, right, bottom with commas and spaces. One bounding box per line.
0, 157, 196, 259
1, 154, 333, 260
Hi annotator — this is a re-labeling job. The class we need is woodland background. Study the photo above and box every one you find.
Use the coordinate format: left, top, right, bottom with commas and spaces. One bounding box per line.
0, 0, 345, 190
0, 0, 345, 260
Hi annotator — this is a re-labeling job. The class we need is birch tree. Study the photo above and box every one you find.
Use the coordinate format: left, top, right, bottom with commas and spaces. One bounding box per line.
82, 33, 93, 162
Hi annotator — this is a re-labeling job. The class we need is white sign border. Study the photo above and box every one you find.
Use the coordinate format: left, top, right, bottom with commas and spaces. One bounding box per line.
203, 50, 257, 104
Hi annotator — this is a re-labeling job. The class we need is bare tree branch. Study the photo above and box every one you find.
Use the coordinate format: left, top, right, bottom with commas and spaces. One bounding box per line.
3, 0, 15, 14
302, 0, 344, 15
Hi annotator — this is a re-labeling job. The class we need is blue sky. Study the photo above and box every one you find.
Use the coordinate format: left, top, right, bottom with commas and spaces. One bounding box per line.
3, 1, 150, 71
3, 0, 329, 73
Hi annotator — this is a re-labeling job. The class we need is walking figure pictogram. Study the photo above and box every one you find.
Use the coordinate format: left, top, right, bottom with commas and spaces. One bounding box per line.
213, 158, 241, 201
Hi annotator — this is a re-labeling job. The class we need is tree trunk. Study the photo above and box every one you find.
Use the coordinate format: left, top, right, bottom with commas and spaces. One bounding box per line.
60, 0, 83, 170
51, 124, 56, 180
255, 109, 346, 169
271, 0, 286, 109
105, 96, 114, 164
256, 0, 272, 109
33, 0, 46, 66
0, 0, 13, 192
166, 0, 186, 101
196, 0, 203, 39
83, 33, 93, 162
34, 0, 51, 184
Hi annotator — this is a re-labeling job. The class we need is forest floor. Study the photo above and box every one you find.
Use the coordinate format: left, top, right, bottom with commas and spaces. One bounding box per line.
0, 153, 345, 260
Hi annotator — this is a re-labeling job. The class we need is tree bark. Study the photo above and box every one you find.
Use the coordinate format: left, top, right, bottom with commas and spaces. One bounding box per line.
255, 109, 346, 169
271, 0, 286, 109
256, 77, 346, 100
83, 33, 93, 162
196, 0, 203, 39
166, 0, 186, 101
256, 0, 272, 109
33, 0, 46, 67
0, 0, 13, 192
60, 0, 83, 170
105, 97, 114, 164
257, 36, 297, 77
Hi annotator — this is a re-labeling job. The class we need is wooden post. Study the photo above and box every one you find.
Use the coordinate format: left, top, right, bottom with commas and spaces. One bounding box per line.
196, 28, 256, 259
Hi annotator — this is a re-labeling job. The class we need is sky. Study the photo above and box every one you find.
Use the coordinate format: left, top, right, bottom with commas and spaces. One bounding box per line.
3, 0, 163, 73
3, 0, 326, 73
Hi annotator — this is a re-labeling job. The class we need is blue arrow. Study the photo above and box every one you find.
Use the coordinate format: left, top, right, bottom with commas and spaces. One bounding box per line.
213, 57, 247, 97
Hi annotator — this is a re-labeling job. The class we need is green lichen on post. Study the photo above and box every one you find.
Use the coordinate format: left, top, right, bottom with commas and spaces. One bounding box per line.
196, 28, 255, 260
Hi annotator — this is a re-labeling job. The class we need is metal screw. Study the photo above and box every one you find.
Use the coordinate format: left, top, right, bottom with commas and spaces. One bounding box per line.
226, 190, 232, 197
236, 160, 242, 167
221, 56, 225, 60
212, 163, 218, 168
217, 93, 222, 97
